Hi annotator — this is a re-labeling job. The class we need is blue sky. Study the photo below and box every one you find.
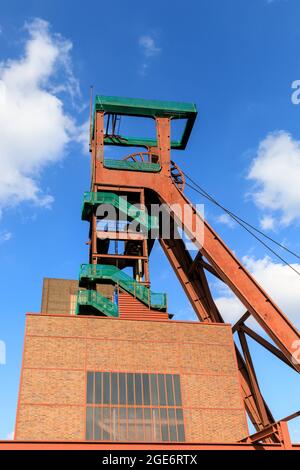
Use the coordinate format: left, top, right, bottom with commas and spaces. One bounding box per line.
1, 0, 300, 442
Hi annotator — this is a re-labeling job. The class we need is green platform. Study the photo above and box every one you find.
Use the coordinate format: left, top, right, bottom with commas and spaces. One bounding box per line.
81, 191, 159, 231
76, 289, 118, 317
104, 159, 161, 173
79, 264, 167, 310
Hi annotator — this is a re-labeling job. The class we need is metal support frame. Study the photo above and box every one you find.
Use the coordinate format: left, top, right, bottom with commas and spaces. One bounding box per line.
237, 329, 271, 428
87, 97, 300, 446
159, 233, 275, 433
240, 412, 300, 448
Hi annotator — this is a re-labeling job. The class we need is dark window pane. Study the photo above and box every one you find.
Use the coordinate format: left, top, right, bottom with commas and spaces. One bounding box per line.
128, 407, 135, 421
103, 406, 110, 421
150, 374, 158, 405
86, 406, 93, 440
161, 425, 169, 441
173, 375, 182, 406
119, 373, 126, 405
144, 408, 152, 441
142, 374, 150, 405
160, 408, 169, 441
168, 408, 177, 442
86, 372, 184, 443
119, 407, 127, 420
87, 372, 94, 404
103, 407, 111, 440
94, 407, 102, 440
95, 372, 102, 404
168, 408, 175, 422
103, 372, 111, 404
169, 425, 177, 442
136, 407, 143, 420
111, 373, 118, 405
136, 408, 144, 441
111, 407, 118, 441
144, 408, 151, 420
119, 407, 127, 441
158, 374, 166, 405
152, 408, 161, 441
128, 408, 135, 441
127, 373, 134, 405
134, 373, 142, 405
176, 408, 184, 422
177, 424, 185, 442
166, 374, 175, 406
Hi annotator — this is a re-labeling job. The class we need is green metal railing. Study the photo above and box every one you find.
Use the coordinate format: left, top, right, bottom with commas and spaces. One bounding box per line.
79, 264, 167, 310
104, 159, 161, 173
81, 191, 159, 231
76, 289, 118, 317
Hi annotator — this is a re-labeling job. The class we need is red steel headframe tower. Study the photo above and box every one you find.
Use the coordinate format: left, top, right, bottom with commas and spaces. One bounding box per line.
82, 95, 300, 447
10, 95, 300, 450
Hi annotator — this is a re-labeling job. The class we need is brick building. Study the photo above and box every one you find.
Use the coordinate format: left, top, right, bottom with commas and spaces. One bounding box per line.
15, 278, 247, 443
13, 96, 250, 446
14, 94, 300, 450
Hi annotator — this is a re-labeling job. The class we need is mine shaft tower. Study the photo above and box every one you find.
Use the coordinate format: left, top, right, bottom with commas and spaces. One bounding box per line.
81, 95, 300, 446
11, 95, 300, 450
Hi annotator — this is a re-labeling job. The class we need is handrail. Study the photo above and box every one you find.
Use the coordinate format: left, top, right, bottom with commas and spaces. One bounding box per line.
79, 264, 167, 310
81, 191, 159, 230
76, 289, 118, 317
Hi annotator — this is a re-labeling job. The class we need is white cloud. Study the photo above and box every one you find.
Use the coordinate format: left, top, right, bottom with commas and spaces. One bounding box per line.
138, 35, 161, 75
266, 0, 288, 3
0, 18, 80, 211
139, 35, 161, 58
247, 131, 300, 226
215, 294, 245, 325
215, 255, 300, 329
260, 215, 276, 231
0, 231, 12, 243
75, 119, 90, 154
216, 213, 236, 228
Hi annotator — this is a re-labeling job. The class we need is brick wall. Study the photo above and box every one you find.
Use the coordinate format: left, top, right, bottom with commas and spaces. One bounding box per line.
41, 279, 80, 315
41, 278, 115, 315
15, 314, 247, 442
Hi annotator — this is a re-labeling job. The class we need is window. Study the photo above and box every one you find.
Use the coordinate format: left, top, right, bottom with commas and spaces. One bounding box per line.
86, 372, 185, 442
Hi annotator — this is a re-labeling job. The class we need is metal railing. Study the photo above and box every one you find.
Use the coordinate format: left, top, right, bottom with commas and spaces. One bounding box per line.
79, 264, 167, 310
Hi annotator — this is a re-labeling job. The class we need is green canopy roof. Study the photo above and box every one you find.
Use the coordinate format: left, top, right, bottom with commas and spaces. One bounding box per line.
94, 95, 197, 150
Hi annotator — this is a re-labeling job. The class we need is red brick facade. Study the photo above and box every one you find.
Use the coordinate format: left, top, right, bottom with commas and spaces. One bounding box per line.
15, 313, 248, 443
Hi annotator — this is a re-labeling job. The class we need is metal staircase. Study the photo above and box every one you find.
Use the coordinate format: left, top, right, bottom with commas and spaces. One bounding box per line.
76, 289, 118, 317
79, 264, 167, 310
118, 290, 169, 320
81, 191, 159, 231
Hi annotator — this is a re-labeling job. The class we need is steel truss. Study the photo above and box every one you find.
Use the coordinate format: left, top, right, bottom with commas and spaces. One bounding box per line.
89, 102, 300, 447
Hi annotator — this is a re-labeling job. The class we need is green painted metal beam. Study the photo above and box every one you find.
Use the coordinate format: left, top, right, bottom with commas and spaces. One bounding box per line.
76, 289, 118, 317
94, 94, 197, 150
95, 95, 197, 118
104, 159, 161, 172
81, 191, 159, 231
79, 264, 167, 310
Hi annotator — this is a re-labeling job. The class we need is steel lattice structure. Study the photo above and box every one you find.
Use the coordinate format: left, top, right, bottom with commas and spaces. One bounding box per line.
84, 95, 300, 447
